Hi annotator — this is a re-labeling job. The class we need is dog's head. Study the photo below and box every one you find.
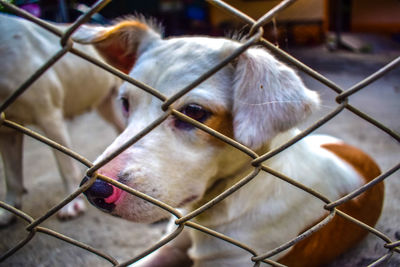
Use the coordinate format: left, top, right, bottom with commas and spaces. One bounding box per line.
76, 19, 319, 223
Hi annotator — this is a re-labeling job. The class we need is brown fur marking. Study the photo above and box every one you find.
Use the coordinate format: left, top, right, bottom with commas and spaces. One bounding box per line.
198, 110, 234, 146
94, 21, 148, 74
278, 143, 384, 267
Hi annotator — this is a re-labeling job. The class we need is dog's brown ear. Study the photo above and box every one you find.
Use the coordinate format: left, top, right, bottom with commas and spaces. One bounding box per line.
73, 20, 161, 74
232, 48, 320, 150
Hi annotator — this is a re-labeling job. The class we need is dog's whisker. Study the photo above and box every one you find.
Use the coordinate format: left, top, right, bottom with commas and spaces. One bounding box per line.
236, 99, 309, 106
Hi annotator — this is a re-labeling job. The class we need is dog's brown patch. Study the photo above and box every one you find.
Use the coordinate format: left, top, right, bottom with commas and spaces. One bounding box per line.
278, 143, 384, 267
92, 21, 149, 74
198, 109, 234, 146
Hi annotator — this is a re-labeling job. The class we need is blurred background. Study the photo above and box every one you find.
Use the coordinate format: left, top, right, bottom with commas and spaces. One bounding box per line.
1, 0, 400, 52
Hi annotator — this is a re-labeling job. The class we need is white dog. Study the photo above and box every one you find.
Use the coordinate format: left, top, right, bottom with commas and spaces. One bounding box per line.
75, 19, 384, 266
0, 14, 124, 226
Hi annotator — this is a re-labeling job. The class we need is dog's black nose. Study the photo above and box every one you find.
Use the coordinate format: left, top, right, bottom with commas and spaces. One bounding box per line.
80, 176, 115, 212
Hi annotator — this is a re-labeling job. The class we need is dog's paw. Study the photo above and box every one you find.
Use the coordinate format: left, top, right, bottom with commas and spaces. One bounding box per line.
0, 208, 17, 228
57, 197, 86, 220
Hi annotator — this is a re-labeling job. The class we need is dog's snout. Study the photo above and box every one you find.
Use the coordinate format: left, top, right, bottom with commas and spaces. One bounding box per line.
80, 176, 116, 213
84, 178, 114, 198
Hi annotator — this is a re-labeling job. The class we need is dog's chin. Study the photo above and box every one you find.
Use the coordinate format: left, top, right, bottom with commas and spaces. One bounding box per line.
111, 194, 171, 223
109, 193, 202, 223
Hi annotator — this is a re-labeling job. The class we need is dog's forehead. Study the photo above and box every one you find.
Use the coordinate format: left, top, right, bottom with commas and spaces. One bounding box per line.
133, 37, 236, 95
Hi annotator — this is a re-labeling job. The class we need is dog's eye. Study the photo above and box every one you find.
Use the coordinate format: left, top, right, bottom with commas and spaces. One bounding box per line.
120, 97, 130, 116
175, 104, 211, 130
181, 104, 209, 121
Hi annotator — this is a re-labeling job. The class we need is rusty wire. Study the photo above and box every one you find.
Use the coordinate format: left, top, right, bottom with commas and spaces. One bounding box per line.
0, 0, 399, 266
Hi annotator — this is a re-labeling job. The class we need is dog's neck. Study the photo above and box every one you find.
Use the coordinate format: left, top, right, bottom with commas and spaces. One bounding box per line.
185, 129, 303, 264
188, 128, 299, 225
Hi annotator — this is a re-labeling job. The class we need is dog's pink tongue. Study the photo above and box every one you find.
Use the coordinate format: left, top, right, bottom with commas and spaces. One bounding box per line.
105, 185, 122, 204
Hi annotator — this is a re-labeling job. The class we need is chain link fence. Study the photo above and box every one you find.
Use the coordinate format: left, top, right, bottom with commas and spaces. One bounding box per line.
0, 0, 399, 266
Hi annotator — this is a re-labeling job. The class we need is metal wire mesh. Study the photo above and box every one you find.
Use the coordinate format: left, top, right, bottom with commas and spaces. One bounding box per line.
0, 0, 399, 266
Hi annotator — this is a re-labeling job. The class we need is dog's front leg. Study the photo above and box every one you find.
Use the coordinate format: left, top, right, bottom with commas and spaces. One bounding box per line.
0, 130, 24, 226
134, 225, 192, 267
36, 109, 86, 219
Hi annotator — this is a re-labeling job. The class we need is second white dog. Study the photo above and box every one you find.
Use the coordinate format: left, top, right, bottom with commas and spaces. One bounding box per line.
0, 14, 124, 226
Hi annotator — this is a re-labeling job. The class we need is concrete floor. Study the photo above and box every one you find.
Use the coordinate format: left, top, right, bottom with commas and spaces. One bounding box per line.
0, 46, 399, 266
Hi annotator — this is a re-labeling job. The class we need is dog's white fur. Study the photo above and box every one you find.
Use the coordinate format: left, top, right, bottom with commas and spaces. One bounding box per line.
75, 19, 381, 266
0, 14, 124, 226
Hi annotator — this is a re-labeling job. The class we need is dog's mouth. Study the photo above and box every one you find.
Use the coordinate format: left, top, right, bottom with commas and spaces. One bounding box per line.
104, 186, 123, 204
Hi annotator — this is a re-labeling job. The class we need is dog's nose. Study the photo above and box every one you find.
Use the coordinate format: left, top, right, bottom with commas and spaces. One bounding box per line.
80, 176, 115, 212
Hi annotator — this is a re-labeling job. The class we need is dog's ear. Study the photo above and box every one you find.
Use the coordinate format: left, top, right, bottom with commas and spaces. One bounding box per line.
73, 20, 161, 74
232, 48, 320, 150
